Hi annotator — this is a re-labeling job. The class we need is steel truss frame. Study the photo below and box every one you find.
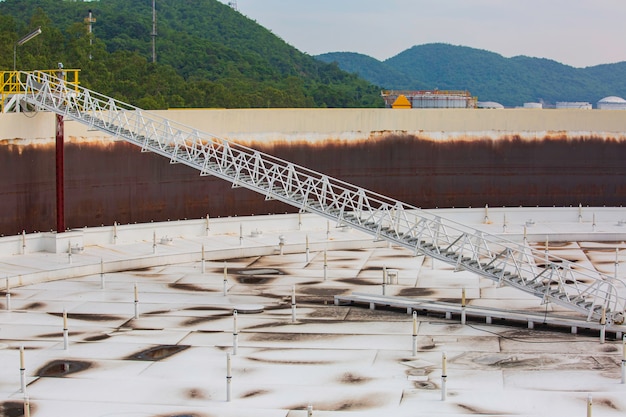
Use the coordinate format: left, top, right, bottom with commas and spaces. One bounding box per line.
15, 71, 626, 324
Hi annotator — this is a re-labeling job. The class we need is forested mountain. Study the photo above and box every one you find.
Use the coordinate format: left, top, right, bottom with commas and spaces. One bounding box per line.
6, 0, 625, 110
0, 0, 383, 109
315, 52, 421, 92
317, 43, 626, 107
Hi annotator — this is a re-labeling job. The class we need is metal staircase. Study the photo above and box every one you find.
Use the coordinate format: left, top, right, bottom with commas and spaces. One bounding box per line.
11, 70, 626, 325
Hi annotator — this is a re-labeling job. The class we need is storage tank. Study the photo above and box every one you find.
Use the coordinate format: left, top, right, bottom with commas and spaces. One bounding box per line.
410, 92, 470, 108
477, 101, 504, 109
597, 96, 626, 110
556, 102, 592, 109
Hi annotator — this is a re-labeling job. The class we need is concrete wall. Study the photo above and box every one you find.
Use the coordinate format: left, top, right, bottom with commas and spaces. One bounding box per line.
157, 108, 626, 136
3, 108, 626, 144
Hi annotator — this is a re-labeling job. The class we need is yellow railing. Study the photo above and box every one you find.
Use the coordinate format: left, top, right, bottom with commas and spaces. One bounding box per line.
1, 69, 80, 112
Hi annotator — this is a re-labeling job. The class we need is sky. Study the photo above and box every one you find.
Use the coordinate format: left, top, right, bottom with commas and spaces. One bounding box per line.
217, 0, 626, 68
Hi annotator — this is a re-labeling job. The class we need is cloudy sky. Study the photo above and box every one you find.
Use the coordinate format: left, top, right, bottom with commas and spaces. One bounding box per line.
218, 0, 625, 68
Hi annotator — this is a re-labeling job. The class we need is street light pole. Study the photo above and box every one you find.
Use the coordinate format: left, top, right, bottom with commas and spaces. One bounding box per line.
13, 27, 42, 71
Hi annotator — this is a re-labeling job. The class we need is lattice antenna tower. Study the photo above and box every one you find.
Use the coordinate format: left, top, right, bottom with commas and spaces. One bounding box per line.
151, 0, 157, 63
84, 10, 96, 60
228, 1, 238, 11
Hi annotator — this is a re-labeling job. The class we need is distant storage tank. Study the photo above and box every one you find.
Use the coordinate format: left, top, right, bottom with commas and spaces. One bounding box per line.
556, 102, 592, 109
597, 96, 626, 110
477, 101, 504, 109
382, 90, 477, 109
523, 102, 543, 109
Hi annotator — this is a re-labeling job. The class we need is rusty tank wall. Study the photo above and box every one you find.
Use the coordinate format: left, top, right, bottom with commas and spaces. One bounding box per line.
1, 109, 625, 236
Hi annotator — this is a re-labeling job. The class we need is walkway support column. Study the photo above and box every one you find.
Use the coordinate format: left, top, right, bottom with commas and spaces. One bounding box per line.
56, 113, 65, 233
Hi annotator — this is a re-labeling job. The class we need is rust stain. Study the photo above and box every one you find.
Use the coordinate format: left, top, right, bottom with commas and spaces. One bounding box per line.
2, 133, 626, 235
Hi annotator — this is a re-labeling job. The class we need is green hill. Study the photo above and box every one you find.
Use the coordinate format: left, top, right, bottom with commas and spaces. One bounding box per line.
0, 0, 383, 109
317, 43, 626, 107
316, 52, 421, 90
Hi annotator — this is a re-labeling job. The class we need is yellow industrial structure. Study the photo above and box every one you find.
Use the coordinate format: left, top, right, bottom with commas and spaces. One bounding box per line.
1, 69, 80, 113
382, 89, 477, 109
391, 94, 411, 109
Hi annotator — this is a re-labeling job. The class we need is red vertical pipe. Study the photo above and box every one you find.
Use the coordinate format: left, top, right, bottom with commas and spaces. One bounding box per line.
55, 113, 65, 233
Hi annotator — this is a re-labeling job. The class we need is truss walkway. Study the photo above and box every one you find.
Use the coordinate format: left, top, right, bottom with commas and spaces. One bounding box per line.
5, 70, 626, 325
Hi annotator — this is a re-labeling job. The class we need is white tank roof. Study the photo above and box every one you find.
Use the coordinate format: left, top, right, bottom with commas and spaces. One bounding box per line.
477, 101, 504, 109
598, 96, 626, 103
